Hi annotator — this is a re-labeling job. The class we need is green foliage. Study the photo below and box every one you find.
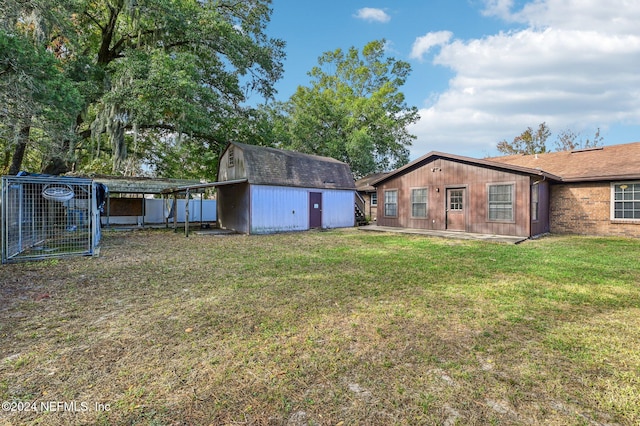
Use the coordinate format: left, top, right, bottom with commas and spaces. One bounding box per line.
497, 122, 550, 155
277, 40, 420, 178
554, 127, 603, 151
0, 29, 83, 174
497, 122, 605, 155
146, 133, 221, 179
1, 0, 285, 176
72, 0, 285, 175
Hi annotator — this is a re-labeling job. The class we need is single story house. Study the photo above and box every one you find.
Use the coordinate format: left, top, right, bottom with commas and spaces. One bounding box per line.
372, 141, 640, 238
372, 152, 559, 238
216, 142, 357, 234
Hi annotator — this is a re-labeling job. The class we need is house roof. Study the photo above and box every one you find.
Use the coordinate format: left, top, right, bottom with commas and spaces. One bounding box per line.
487, 142, 640, 182
356, 172, 390, 192
229, 142, 356, 190
371, 151, 561, 186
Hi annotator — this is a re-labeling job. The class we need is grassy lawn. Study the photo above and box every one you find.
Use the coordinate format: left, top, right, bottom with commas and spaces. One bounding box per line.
1, 228, 639, 425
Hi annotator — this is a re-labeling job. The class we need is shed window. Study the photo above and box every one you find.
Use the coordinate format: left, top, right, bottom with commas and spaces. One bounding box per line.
613, 182, 640, 219
411, 188, 428, 218
228, 147, 234, 167
371, 192, 377, 206
488, 184, 514, 221
384, 190, 397, 217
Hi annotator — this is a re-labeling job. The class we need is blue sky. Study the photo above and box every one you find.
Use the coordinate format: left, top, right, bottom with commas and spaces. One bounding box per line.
259, 0, 640, 160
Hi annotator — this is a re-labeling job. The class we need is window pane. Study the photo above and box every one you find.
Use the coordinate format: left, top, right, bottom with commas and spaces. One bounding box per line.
489, 184, 513, 221
384, 190, 397, 217
412, 204, 426, 217
449, 190, 463, 211
411, 188, 427, 217
614, 184, 640, 219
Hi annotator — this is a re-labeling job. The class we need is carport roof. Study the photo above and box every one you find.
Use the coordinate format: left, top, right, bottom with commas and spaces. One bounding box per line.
89, 175, 206, 194
161, 178, 248, 194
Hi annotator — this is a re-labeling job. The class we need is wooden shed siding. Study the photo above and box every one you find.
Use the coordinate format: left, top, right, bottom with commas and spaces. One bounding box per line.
376, 158, 533, 237
217, 183, 250, 234
218, 145, 247, 182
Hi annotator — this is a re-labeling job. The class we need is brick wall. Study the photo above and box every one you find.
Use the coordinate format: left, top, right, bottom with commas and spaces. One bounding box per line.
550, 182, 640, 237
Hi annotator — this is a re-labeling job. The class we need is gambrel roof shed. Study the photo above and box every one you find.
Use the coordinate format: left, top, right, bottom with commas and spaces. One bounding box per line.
218, 142, 355, 190
216, 142, 357, 235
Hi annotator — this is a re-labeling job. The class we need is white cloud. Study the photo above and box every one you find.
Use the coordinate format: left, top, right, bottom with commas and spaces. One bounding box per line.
408, 0, 640, 158
481, 0, 517, 21
354, 7, 391, 23
484, 0, 640, 33
410, 31, 453, 61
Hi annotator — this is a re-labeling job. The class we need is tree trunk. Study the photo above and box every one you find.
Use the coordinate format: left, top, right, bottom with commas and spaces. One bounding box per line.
8, 122, 31, 175
41, 137, 72, 175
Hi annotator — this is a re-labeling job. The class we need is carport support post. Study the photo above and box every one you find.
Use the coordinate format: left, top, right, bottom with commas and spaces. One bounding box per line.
173, 194, 178, 232
184, 188, 190, 237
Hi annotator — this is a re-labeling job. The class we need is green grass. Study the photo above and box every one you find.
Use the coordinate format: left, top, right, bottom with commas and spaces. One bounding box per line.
0, 228, 639, 425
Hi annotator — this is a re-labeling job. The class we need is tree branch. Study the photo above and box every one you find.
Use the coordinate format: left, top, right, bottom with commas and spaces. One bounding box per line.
83, 11, 105, 32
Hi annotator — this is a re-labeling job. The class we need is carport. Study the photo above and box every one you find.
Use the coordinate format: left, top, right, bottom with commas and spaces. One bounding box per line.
161, 179, 247, 236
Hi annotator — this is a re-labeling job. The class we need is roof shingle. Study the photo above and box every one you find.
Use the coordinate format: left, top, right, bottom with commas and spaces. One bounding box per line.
231, 143, 355, 190
487, 142, 640, 182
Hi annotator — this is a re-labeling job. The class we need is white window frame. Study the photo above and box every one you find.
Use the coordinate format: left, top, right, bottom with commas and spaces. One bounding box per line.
370, 192, 377, 207
611, 181, 640, 221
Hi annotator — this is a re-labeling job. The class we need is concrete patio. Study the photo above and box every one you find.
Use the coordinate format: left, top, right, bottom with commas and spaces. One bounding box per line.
358, 225, 528, 244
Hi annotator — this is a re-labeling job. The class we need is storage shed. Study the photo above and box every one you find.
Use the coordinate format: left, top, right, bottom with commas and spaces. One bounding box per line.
216, 142, 356, 234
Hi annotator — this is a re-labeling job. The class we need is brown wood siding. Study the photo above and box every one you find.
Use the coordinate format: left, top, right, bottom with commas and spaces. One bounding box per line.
358, 191, 378, 221
106, 198, 143, 216
376, 158, 534, 237
217, 183, 250, 234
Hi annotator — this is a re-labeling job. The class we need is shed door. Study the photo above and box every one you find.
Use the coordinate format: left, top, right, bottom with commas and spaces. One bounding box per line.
309, 192, 322, 228
446, 188, 465, 231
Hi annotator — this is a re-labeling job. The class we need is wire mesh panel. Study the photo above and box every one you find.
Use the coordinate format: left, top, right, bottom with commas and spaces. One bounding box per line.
1, 176, 101, 263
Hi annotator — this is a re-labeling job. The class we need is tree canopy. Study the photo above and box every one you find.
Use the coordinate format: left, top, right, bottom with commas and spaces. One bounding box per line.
497, 122, 603, 155
1, 0, 285, 177
274, 40, 420, 178
496, 122, 551, 155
